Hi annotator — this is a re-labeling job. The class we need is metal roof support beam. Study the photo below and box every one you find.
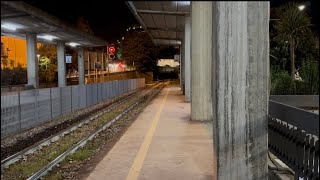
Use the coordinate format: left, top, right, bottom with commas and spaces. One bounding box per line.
148, 27, 183, 32
1, 13, 30, 19
137, 10, 189, 16
154, 37, 181, 41
126, 1, 156, 44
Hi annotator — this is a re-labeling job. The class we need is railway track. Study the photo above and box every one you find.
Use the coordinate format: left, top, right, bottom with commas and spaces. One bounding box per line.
1, 86, 148, 161
1, 82, 165, 180
1, 85, 146, 169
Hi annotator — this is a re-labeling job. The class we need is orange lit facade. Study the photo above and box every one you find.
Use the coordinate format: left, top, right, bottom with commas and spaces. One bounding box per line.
1, 36, 42, 68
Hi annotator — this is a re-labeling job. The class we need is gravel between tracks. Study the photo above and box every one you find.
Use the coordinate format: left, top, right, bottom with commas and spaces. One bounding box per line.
1, 89, 141, 160
44, 84, 163, 180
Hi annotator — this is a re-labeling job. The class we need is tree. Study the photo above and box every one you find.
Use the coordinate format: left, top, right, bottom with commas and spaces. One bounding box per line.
274, 2, 311, 80
122, 30, 159, 73
76, 16, 94, 35
38, 44, 57, 64
9, 59, 15, 69
39, 56, 50, 70
1, 57, 8, 69
38, 44, 58, 82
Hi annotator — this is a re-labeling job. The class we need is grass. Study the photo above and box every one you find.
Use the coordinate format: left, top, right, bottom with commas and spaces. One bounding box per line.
2, 86, 155, 180
43, 88, 158, 179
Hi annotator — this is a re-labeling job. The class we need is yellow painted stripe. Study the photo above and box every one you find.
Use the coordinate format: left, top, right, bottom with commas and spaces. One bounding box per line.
125, 88, 169, 180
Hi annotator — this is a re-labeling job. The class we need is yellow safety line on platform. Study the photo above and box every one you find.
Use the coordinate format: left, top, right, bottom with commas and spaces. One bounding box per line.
125, 87, 169, 180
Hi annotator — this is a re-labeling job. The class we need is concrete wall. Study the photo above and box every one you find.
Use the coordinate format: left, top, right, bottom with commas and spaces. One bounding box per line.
86, 71, 153, 84
1, 78, 145, 137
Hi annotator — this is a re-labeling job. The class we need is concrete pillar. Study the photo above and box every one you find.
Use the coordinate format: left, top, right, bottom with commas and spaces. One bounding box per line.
26, 32, 39, 88
184, 16, 191, 102
191, 2, 213, 121
87, 52, 90, 78
57, 41, 66, 87
180, 38, 185, 94
101, 50, 105, 71
212, 2, 269, 179
78, 47, 85, 85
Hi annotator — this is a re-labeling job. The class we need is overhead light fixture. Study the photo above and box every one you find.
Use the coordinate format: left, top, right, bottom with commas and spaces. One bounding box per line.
67, 42, 80, 47
37, 35, 57, 41
177, 1, 190, 6
1, 23, 20, 31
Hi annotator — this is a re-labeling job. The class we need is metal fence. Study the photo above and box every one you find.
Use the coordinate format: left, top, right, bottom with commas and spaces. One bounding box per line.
268, 100, 319, 180
1, 78, 145, 137
270, 95, 319, 108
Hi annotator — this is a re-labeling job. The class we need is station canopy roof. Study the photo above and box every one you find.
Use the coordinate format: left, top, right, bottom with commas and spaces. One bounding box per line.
1, 1, 108, 47
126, 1, 190, 46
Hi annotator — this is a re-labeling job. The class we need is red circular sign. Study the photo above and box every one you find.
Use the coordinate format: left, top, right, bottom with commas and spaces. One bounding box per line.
108, 47, 115, 53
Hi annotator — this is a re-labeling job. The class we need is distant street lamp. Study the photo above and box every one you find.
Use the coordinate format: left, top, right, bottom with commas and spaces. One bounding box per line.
37, 54, 40, 62
298, 5, 305, 11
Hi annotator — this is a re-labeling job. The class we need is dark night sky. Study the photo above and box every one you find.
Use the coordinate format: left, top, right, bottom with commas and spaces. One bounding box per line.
24, 0, 319, 43
24, 1, 139, 43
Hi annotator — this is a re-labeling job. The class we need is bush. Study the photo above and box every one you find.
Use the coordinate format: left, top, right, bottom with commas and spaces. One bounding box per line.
270, 59, 319, 95
1, 65, 27, 85
271, 69, 294, 95
300, 58, 319, 95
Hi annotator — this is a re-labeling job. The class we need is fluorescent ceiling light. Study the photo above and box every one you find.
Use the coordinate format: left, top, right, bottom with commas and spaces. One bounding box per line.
68, 42, 80, 47
177, 1, 190, 6
37, 35, 57, 41
1, 23, 21, 31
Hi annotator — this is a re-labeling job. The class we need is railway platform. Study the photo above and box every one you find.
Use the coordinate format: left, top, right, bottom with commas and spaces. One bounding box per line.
85, 84, 214, 180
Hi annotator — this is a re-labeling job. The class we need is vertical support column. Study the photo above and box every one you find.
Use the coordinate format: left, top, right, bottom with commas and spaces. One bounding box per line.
184, 16, 191, 102
212, 2, 269, 179
78, 47, 85, 85
101, 49, 105, 71
57, 41, 66, 87
95, 51, 98, 82
87, 51, 90, 83
191, 2, 213, 121
180, 37, 185, 94
26, 32, 39, 88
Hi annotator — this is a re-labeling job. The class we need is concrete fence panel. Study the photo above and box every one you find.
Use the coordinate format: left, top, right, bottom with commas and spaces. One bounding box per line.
86, 84, 93, 106
71, 85, 80, 112
51, 87, 62, 119
19, 90, 37, 130
36, 89, 51, 124
1, 93, 20, 136
79, 85, 87, 109
97, 83, 103, 103
1, 78, 145, 137
61, 86, 72, 114
92, 83, 98, 105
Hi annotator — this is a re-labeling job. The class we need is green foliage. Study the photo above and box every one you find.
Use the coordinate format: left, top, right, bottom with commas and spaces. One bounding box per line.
39, 56, 50, 69
270, 59, 319, 95
300, 59, 319, 94
1, 57, 8, 69
76, 16, 94, 35
274, 2, 311, 44
273, 2, 312, 79
9, 59, 15, 69
271, 68, 294, 95
1, 65, 27, 85
122, 30, 160, 73
38, 44, 57, 64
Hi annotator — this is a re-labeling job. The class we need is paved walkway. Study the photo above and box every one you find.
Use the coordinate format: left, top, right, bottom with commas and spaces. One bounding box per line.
86, 85, 214, 180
